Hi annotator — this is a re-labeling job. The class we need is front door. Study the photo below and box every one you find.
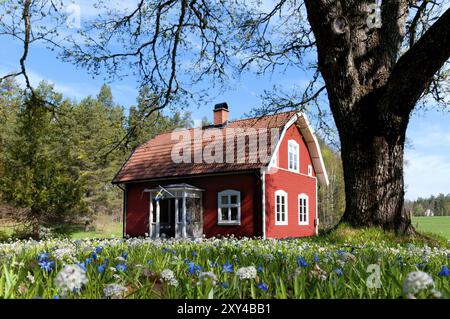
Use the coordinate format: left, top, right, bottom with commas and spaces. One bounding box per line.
159, 199, 175, 238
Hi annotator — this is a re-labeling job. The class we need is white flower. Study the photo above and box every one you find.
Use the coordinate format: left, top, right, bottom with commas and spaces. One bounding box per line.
402, 271, 436, 299
103, 283, 129, 299
339, 252, 356, 262
262, 253, 274, 262
198, 272, 218, 285
26, 273, 35, 284
54, 264, 88, 294
160, 269, 179, 287
236, 266, 257, 280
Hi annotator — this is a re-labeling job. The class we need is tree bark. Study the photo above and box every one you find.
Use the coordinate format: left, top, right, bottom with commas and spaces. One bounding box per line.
30, 210, 41, 240
339, 118, 413, 234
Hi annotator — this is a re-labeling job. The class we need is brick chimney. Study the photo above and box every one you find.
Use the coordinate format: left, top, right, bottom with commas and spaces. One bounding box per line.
213, 102, 229, 126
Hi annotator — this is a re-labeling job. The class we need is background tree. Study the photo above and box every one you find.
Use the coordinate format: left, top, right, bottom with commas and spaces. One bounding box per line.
0, 82, 85, 238
127, 85, 192, 150
318, 139, 345, 230
69, 85, 127, 217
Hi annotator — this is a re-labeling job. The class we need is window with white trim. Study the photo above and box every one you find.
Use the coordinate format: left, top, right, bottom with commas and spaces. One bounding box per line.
288, 140, 299, 172
298, 194, 309, 225
217, 190, 241, 225
275, 190, 288, 225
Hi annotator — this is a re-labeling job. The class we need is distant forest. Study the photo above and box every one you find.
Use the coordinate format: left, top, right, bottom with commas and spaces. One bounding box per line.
405, 194, 450, 217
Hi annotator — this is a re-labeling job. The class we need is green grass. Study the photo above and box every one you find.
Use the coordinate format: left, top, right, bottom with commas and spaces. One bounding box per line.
0, 218, 122, 241
68, 223, 122, 240
413, 216, 450, 240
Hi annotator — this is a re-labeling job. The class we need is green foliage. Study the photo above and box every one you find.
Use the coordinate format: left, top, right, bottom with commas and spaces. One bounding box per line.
0, 82, 85, 236
0, 81, 192, 237
127, 85, 192, 150
317, 139, 345, 230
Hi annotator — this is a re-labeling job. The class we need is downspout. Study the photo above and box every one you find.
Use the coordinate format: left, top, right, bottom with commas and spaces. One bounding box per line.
261, 168, 266, 239
117, 184, 126, 238
315, 179, 319, 235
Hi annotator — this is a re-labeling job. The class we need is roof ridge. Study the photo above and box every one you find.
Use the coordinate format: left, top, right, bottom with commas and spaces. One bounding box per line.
229, 110, 297, 123
137, 110, 297, 149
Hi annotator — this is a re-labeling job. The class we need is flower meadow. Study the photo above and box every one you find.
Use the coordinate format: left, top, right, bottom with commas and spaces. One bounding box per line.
0, 236, 449, 299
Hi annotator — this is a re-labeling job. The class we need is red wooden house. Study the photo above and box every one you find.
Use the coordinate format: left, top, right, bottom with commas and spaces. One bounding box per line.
113, 104, 328, 239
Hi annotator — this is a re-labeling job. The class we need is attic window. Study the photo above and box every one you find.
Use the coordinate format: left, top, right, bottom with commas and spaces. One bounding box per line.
217, 190, 241, 225
288, 140, 299, 172
308, 165, 313, 176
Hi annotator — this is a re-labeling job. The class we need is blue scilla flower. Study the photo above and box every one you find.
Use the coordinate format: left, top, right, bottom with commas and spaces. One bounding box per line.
77, 262, 87, 272
38, 259, 55, 272
53, 295, 60, 299
333, 268, 344, 276
95, 246, 103, 254
183, 258, 190, 264
192, 251, 198, 257
84, 257, 93, 265
162, 248, 168, 253
222, 261, 233, 273
187, 262, 201, 275
116, 263, 127, 272
208, 260, 219, 268
91, 252, 97, 260
219, 282, 229, 289
37, 252, 50, 261
258, 282, 269, 292
257, 266, 263, 273
97, 264, 107, 273
122, 251, 128, 259
438, 265, 450, 277
313, 254, 320, 263
147, 259, 153, 265
297, 257, 308, 268
104, 258, 110, 265
172, 250, 177, 255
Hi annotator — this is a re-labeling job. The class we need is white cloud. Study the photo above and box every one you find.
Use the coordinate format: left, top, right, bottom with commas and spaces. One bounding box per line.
404, 150, 450, 200
410, 123, 450, 149
0, 66, 96, 100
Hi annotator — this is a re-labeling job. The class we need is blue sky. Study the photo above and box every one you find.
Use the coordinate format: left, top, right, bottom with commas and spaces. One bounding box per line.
0, 1, 449, 200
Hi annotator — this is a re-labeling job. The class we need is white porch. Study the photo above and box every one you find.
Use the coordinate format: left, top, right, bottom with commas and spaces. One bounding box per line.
144, 184, 204, 239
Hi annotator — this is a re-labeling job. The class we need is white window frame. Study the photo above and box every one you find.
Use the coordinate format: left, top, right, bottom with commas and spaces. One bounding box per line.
298, 193, 309, 225
288, 140, 300, 173
308, 165, 313, 176
275, 190, 288, 225
217, 190, 241, 225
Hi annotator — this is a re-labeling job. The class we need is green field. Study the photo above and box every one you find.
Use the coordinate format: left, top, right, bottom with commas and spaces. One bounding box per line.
413, 216, 450, 240
0, 217, 122, 241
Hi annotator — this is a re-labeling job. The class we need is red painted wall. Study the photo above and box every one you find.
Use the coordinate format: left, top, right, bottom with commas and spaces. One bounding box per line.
265, 124, 317, 238
124, 172, 262, 238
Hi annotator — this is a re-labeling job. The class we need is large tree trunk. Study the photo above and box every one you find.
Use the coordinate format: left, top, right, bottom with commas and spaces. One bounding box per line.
339, 119, 413, 234
302, 1, 450, 234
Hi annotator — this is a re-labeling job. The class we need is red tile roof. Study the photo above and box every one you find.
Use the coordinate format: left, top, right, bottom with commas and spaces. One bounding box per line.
113, 111, 296, 184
